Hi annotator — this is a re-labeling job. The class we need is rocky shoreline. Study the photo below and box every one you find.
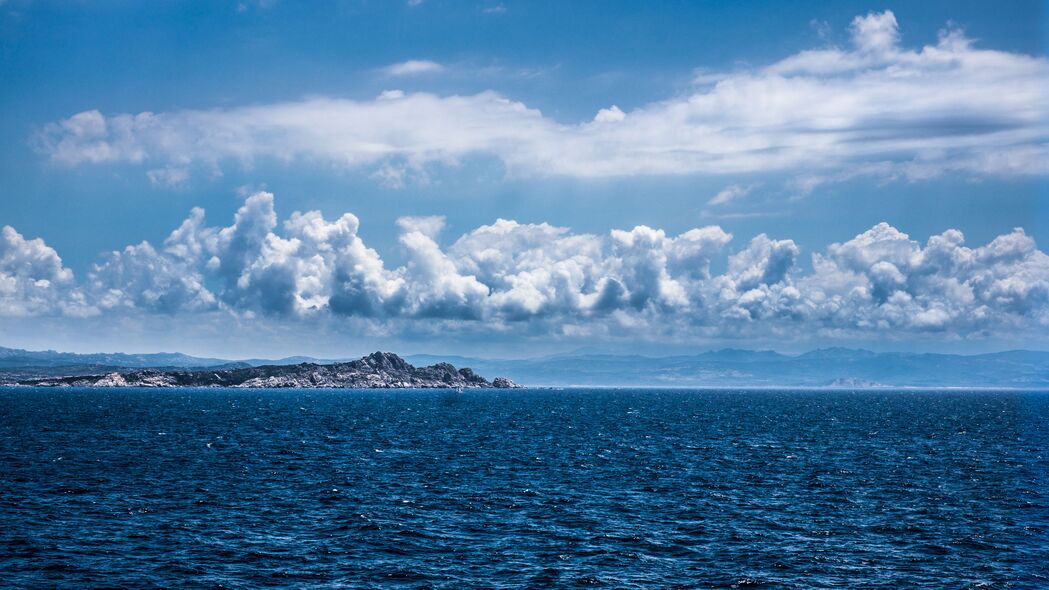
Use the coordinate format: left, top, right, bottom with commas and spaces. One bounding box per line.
18, 352, 520, 389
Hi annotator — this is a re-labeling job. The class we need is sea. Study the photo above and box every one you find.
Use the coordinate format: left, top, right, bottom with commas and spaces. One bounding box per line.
1, 387, 1046, 588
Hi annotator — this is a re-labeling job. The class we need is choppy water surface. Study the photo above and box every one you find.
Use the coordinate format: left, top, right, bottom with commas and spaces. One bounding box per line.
1, 388, 1047, 588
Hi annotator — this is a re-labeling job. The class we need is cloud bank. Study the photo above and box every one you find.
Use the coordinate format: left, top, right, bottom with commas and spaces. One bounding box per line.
36, 11, 1049, 186
2, 192, 1047, 345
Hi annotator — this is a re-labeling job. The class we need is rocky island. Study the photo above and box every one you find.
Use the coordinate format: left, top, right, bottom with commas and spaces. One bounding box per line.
18, 351, 520, 389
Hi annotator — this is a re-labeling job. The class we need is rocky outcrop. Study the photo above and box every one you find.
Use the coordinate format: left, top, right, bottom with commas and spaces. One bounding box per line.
21, 352, 521, 389
491, 377, 520, 388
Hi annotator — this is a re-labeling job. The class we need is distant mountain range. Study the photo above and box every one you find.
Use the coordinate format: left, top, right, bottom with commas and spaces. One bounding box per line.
405, 348, 1049, 388
2, 345, 1047, 388
0, 346, 339, 379
0, 346, 237, 370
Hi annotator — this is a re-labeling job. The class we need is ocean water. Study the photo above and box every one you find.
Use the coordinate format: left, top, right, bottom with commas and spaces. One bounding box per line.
0, 388, 1046, 589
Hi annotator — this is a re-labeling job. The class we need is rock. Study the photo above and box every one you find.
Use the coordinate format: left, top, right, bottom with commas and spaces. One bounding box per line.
491, 377, 520, 388
824, 377, 888, 388
20, 352, 521, 390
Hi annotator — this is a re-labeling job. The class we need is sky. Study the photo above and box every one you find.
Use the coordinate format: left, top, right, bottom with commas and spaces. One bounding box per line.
0, 0, 1047, 358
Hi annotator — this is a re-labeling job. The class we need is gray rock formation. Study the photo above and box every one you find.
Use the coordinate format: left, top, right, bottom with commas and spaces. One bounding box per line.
20, 352, 521, 389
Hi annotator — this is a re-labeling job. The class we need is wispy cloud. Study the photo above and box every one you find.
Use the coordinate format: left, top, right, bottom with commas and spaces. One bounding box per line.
146, 166, 190, 189
36, 11, 1049, 188
381, 59, 445, 76
708, 184, 756, 206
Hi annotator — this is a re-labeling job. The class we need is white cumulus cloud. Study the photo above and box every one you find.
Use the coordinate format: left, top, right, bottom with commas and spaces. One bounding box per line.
3, 192, 1047, 346
0, 226, 93, 317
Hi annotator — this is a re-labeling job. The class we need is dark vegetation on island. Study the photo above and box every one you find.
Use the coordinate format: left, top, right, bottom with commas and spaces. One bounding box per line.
10, 351, 519, 389
3, 345, 1049, 388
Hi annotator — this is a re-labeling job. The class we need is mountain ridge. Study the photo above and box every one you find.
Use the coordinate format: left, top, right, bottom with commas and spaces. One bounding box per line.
405, 349, 1049, 388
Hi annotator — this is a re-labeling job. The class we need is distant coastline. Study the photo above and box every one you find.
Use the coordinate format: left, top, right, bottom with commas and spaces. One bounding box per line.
3, 345, 1048, 389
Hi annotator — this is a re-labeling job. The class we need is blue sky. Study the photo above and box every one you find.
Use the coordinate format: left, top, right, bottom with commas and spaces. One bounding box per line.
0, 1, 1047, 357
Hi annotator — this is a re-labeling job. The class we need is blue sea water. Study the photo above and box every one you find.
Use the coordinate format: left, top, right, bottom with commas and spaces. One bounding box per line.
0, 388, 1047, 589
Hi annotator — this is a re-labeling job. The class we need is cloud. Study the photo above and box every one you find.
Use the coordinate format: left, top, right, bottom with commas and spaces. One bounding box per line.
146, 166, 189, 188
4, 192, 1047, 345
0, 226, 93, 317
36, 11, 1049, 187
89, 240, 216, 314
396, 215, 446, 238
593, 105, 626, 123
397, 216, 489, 319
794, 223, 1049, 333
382, 60, 445, 76
708, 184, 755, 206
850, 10, 899, 53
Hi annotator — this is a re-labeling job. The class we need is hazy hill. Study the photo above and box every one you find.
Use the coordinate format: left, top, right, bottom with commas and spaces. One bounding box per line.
407, 349, 1049, 388
3, 345, 1047, 387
